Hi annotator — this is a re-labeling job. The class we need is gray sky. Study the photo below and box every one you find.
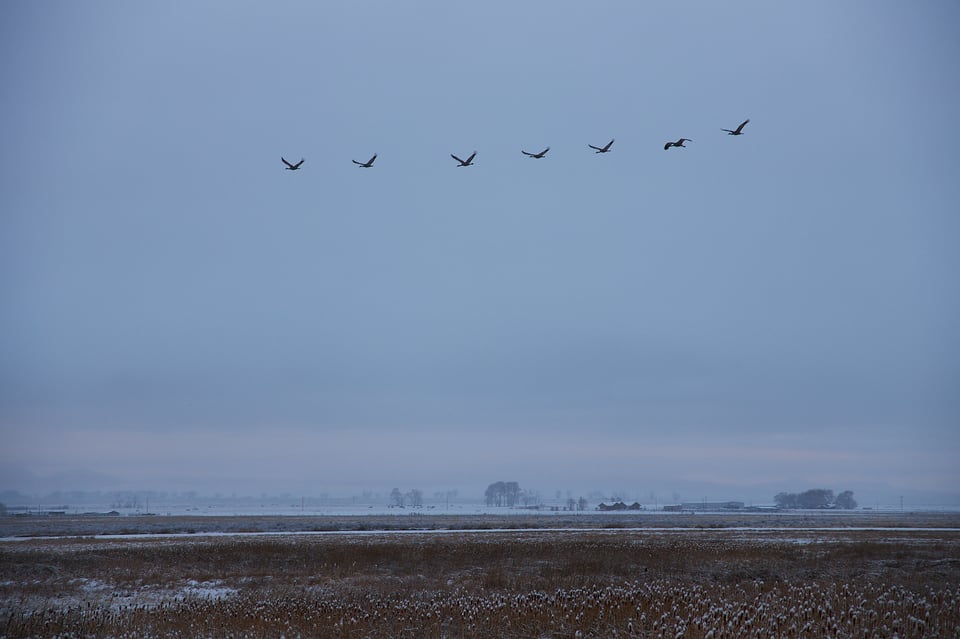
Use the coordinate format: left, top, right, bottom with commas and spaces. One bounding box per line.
2, 1, 958, 505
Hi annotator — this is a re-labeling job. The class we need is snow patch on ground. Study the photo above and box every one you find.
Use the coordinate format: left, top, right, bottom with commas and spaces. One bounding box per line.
179, 579, 238, 600
2, 577, 239, 617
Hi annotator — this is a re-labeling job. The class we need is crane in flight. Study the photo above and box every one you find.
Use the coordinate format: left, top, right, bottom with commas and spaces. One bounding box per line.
282, 157, 304, 170
588, 139, 615, 153
451, 152, 477, 166
352, 154, 377, 168
521, 147, 550, 159
721, 119, 750, 135
663, 138, 692, 150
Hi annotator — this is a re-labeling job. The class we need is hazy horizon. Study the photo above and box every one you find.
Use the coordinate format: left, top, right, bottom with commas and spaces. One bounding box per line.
2, 3, 958, 508
4, 460, 957, 511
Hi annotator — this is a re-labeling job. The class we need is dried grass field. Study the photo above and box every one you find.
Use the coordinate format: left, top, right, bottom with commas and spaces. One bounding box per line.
3, 514, 959, 638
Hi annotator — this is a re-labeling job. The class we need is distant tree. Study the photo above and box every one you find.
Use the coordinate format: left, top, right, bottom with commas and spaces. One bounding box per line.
504, 482, 521, 507
390, 488, 404, 507
406, 489, 423, 507
521, 490, 541, 507
798, 488, 834, 509
577, 497, 588, 511
566, 497, 576, 511
485, 481, 522, 507
485, 482, 504, 506
774, 492, 798, 509
0, 502, 6, 516
834, 490, 858, 510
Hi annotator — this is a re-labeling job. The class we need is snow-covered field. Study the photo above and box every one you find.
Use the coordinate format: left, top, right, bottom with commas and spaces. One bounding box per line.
2, 508, 958, 541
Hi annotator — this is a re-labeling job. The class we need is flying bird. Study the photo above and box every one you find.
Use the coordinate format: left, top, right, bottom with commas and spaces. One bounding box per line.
588, 139, 615, 153
282, 157, 304, 170
521, 147, 550, 159
451, 151, 477, 167
352, 154, 377, 168
663, 138, 692, 150
721, 119, 750, 135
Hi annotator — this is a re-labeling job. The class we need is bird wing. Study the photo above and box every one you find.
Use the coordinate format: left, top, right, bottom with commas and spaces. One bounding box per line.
282, 157, 294, 168
539, 147, 549, 156
588, 144, 602, 151
521, 150, 533, 156
367, 154, 377, 165
451, 154, 465, 164
605, 139, 614, 150
736, 119, 749, 133
721, 128, 735, 134
465, 152, 476, 163
292, 158, 304, 168
352, 159, 363, 165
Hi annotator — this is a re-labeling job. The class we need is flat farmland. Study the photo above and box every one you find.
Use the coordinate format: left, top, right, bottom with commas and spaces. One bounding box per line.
2, 513, 959, 638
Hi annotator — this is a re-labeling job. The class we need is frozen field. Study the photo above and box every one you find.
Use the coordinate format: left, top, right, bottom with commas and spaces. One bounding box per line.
4, 509, 959, 540
3, 513, 959, 638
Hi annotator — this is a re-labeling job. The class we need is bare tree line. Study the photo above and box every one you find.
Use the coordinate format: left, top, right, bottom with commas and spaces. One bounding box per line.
775, 488, 858, 510
389, 488, 423, 508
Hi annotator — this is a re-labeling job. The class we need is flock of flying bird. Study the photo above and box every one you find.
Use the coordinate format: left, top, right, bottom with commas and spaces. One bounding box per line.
281, 119, 750, 171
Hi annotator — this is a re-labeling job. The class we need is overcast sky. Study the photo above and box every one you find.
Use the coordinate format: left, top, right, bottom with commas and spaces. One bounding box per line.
2, 2, 958, 505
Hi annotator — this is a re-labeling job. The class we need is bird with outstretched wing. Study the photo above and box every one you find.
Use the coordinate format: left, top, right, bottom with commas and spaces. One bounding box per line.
663, 138, 692, 150
588, 139, 614, 153
722, 119, 750, 135
521, 147, 550, 159
451, 152, 477, 166
352, 154, 377, 168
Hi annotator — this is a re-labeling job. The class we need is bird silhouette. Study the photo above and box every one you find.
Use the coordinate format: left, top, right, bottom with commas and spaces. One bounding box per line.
352, 154, 377, 168
451, 152, 477, 166
521, 147, 550, 159
588, 139, 615, 153
282, 157, 304, 170
663, 138, 692, 150
721, 119, 750, 135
